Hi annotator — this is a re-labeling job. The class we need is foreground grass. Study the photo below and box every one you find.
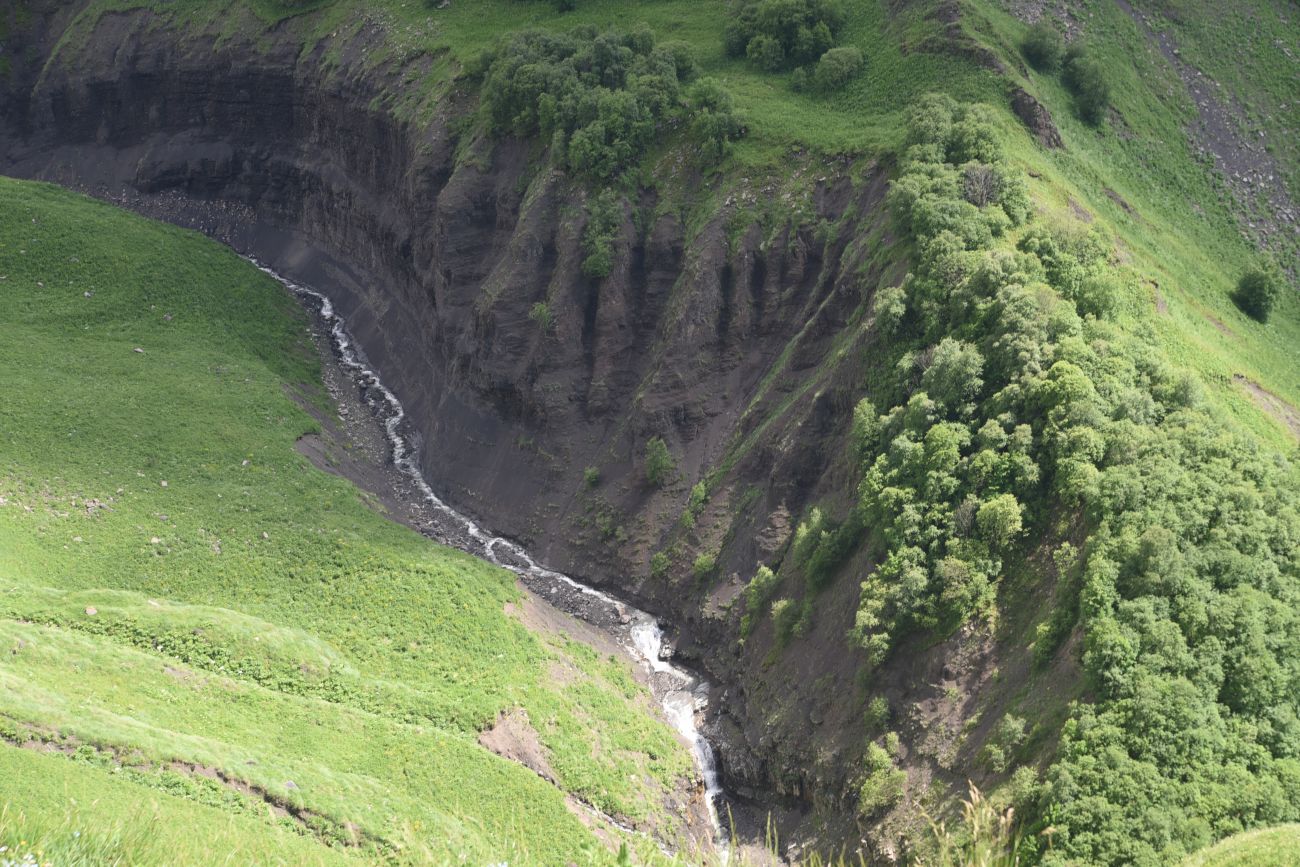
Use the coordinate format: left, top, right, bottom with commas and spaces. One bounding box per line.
1183, 825, 1300, 867
0, 177, 693, 864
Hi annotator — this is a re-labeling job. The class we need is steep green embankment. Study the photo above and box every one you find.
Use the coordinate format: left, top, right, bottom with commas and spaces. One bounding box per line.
0, 178, 695, 865
3, 0, 1298, 864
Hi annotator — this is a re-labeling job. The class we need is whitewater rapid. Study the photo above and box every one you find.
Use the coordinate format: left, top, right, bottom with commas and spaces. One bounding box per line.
256, 261, 727, 848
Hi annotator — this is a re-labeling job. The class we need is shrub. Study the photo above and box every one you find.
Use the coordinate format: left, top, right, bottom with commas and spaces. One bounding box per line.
581, 191, 621, 279
770, 598, 794, 637
1233, 262, 1282, 322
686, 78, 744, 161
1063, 45, 1110, 125
812, 45, 863, 92
643, 436, 674, 487
864, 695, 890, 731
583, 466, 600, 487
746, 34, 785, 71
981, 713, 1027, 773
649, 550, 670, 577
693, 552, 717, 578
858, 742, 906, 816
874, 283, 908, 332
1021, 19, 1063, 72
741, 565, 781, 636
528, 301, 552, 331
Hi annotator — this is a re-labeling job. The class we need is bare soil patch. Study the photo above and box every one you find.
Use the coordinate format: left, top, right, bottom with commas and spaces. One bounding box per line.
1234, 374, 1300, 440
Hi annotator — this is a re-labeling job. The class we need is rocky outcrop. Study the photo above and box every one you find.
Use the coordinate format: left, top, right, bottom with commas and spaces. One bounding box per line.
0, 3, 917, 854
1011, 86, 1064, 149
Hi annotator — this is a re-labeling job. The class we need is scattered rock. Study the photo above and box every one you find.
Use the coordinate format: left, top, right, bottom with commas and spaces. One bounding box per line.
84, 606, 97, 616
284, 780, 298, 790
132, 347, 144, 353
150, 537, 161, 544
159, 480, 168, 487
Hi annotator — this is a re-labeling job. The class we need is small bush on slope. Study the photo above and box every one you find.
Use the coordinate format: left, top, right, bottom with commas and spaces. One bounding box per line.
1062, 44, 1111, 126
847, 94, 1300, 865
1021, 20, 1063, 73
1233, 262, 1283, 323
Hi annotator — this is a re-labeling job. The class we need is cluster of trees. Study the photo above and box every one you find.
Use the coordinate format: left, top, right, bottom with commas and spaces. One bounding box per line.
478, 26, 741, 181
724, 0, 863, 92
836, 93, 1300, 864
1020, 21, 1110, 126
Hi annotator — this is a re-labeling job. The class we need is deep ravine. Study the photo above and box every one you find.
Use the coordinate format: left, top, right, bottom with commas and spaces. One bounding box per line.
255, 259, 730, 853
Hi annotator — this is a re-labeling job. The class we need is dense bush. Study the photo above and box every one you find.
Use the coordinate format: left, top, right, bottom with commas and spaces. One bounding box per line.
686, 78, 745, 160
741, 564, 781, 637
479, 27, 740, 181
580, 191, 622, 279
724, 0, 845, 72
1063, 44, 1110, 125
1233, 262, 1282, 322
813, 45, 864, 92
643, 436, 674, 487
849, 92, 1300, 864
1021, 20, 1063, 72
857, 741, 906, 816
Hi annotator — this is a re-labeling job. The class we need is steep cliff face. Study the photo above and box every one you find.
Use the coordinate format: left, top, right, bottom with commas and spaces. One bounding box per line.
1, 3, 920, 850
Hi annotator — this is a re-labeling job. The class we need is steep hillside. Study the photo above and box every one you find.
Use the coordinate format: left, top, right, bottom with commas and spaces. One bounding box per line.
1, 0, 1297, 863
0, 177, 706, 864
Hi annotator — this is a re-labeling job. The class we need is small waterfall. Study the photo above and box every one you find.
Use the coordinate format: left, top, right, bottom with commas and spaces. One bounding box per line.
254, 260, 728, 849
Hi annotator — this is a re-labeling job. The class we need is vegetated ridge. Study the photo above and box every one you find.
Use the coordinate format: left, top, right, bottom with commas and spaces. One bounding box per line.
1, 0, 1298, 863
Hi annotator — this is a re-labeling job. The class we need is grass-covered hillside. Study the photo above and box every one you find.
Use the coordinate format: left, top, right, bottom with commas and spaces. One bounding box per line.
0, 177, 698, 865
5, 0, 1299, 864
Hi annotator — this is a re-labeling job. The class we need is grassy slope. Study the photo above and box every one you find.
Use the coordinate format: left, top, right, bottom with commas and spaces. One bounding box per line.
1183, 825, 1300, 867
959, 0, 1298, 448
12, 0, 1299, 862
0, 178, 692, 865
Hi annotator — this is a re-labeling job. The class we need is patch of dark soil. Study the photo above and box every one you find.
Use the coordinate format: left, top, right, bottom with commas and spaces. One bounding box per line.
1206, 313, 1236, 338
1104, 186, 1138, 218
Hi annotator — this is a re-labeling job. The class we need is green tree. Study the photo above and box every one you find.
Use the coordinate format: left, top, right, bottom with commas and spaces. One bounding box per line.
812, 45, 864, 92
921, 338, 984, 410
1233, 262, 1282, 322
1021, 19, 1063, 72
643, 436, 674, 487
976, 494, 1023, 549
1063, 45, 1110, 125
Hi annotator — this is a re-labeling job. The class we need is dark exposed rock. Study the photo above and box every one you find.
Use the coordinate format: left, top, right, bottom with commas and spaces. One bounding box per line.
1011, 86, 1064, 149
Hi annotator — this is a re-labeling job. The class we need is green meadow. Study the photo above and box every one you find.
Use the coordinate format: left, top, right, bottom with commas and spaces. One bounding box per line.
0, 177, 692, 865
